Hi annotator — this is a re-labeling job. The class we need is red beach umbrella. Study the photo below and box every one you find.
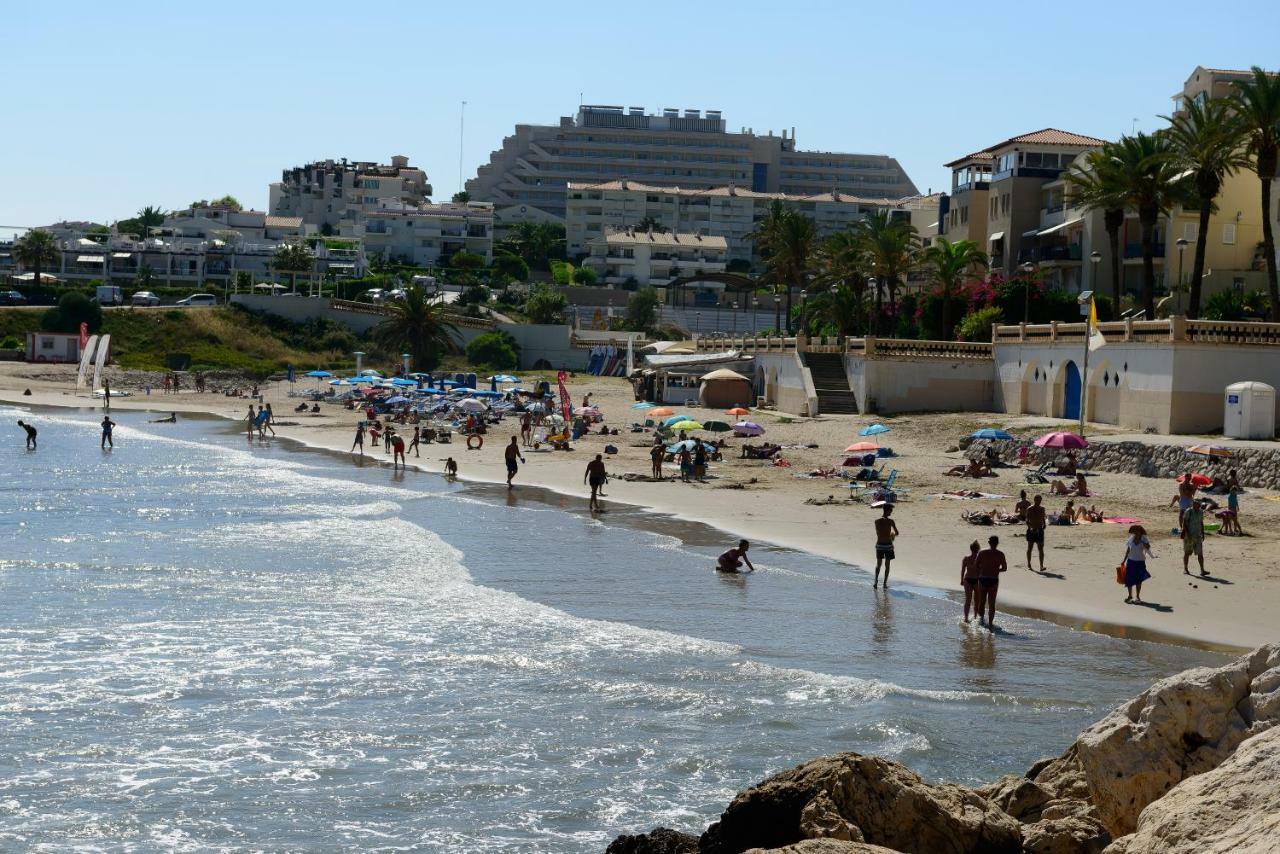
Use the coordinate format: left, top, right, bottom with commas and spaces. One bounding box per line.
1033, 431, 1088, 450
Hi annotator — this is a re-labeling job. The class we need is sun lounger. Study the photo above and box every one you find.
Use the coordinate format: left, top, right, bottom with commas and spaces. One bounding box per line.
1025, 461, 1051, 484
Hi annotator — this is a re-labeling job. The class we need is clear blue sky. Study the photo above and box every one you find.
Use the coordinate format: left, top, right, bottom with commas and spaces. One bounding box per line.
4, 1, 1278, 230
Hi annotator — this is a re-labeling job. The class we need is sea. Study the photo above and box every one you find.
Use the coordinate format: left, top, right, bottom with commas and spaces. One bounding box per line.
0, 405, 1224, 851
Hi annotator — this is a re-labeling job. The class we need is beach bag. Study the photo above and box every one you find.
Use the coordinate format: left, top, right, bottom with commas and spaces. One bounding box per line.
1115, 564, 1126, 585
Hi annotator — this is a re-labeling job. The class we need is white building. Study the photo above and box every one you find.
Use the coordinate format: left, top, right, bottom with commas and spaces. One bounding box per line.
352, 202, 494, 267
270, 155, 432, 234
583, 229, 728, 287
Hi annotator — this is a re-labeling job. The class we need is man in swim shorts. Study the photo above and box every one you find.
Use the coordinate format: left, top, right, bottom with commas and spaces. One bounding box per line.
1025, 494, 1046, 572
584, 453, 608, 512
717, 539, 756, 573
975, 534, 1008, 629
17, 419, 37, 450
873, 504, 898, 588
100, 415, 116, 449
505, 436, 525, 488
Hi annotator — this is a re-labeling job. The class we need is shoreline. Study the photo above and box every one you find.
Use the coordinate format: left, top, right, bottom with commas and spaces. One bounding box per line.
0, 377, 1255, 655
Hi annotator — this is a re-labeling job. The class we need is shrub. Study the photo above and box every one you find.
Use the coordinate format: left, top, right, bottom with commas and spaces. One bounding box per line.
449, 250, 485, 270
524, 283, 568, 324
0, 335, 22, 349
624, 287, 660, 332
41, 291, 103, 334
571, 265, 597, 285
457, 284, 492, 306
550, 260, 575, 285
464, 331, 519, 370
957, 306, 1004, 342
1203, 288, 1270, 321
492, 253, 529, 282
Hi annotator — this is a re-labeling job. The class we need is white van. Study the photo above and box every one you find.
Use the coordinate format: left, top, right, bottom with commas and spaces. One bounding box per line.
176, 293, 217, 307
96, 285, 124, 306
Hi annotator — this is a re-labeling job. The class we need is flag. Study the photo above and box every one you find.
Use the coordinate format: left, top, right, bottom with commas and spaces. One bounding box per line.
1088, 300, 1106, 352
79, 322, 89, 351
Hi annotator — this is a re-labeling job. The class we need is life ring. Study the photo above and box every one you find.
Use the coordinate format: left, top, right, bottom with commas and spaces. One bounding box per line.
467, 433, 484, 450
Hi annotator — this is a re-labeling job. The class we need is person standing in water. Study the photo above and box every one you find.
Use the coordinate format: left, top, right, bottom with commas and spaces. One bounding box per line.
100, 415, 116, 449
262, 403, 277, 437
17, 419, 37, 450
246, 404, 257, 438
390, 432, 406, 470
408, 424, 421, 458
873, 504, 898, 588
975, 535, 1008, 629
717, 539, 756, 573
961, 540, 981, 623
351, 422, 366, 456
584, 454, 608, 512
1025, 494, 1047, 572
505, 436, 525, 488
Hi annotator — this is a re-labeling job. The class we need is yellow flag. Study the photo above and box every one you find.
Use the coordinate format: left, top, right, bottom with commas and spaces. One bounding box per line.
1088, 300, 1106, 351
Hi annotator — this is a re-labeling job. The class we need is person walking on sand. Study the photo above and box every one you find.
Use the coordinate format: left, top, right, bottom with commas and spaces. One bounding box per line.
1122, 524, 1154, 603
408, 425, 421, 458
1176, 471, 1198, 531
975, 535, 1008, 629
1182, 501, 1209, 577
505, 436, 525, 488
351, 422, 366, 456
650, 443, 664, 481
391, 432, 406, 470
717, 539, 757, 574
873, 504, 898, 588
585, 454, 608, 512
961, 540, 982, 623
262, 403, 277, 437
520, 411, 532, 447
1025, 494, 1046, 572
100, 415, 116, 449
102, 379, 111, 410
17, 419, 37, 450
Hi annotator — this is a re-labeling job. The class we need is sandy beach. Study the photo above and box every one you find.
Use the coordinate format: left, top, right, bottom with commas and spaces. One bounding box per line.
4, 361, 1277, 651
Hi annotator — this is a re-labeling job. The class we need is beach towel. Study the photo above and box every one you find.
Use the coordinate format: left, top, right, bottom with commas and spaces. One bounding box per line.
1103, 517, 1142, 525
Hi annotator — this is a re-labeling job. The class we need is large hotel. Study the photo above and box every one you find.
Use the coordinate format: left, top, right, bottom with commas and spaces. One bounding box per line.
466, 104, 919, 225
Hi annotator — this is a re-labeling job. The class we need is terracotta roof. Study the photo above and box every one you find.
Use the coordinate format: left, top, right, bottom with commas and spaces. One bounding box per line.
985, 128, 1107, 151
598, 229, 728, 250
264, 216, 303, 228
943, 151, 995, 168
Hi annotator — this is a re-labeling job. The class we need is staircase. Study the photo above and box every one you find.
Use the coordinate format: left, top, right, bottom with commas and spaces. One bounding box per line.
804, 352, 859, 415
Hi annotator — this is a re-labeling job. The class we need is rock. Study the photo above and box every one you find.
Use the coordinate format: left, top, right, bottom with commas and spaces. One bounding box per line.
743, 841, 898, 854
605, 826, 699, 854
798, 791, 862, 842
699, 753, 1022, 854
1103, 726, 1280, 854
977, 773, 1052, 821
1020, 814, 1111, 854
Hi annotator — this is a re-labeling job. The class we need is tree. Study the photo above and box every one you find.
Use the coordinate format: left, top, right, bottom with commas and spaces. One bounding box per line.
191, 195, 242, 211
272, 243, 315, 294
233, 270, 253, 293
634, 215, 668, 234
492, 252, 529, 282
524, 282, 567, 324
798, 281, 864, 337
452, 191, 471, 204
14, 229, 59, 288
749, 200, 815, 333
1064, 147, 1127, 309
571, 265, 597, 285
1229, 66, 1280, 321
1161, 97, 1249, 317
500, 221, 566, 270
813, 230, 870, 335
449, 250, 485, 270
42, 291, 103, 334
373, 285, 459, 370
465, 331, 519, 370
858, 211, 919, 335
624, 287, 660, 332
922, 237, 988, 339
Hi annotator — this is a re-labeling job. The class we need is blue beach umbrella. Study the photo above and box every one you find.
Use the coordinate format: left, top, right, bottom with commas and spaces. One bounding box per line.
305, 370, 333, 378
971, 428, 1013, 440
489, 374, 520, 383
384, 395, 411, 405
860, 424, 891, 437
329, 379, 352, 386
662, 414, 691, 427
472, 390, 504, 398
666, 439, 716, 453
389, 377, 418, 387
632, 402, 655, 410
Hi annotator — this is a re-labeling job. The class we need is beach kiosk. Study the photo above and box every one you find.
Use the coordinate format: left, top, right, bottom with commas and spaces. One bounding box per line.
1223, 381, 1275, 440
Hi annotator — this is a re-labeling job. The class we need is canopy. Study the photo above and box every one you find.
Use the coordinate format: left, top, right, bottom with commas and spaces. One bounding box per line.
305, 370, 333, 378
472, 390, 503, 398
725, 407, 750, 416
971, 428, 1013, 440
76, 255, 105, 264
1177, 473, 1214, 487
489, 374, 520, 383
1033, 431, 1088, 449
662, 414, 691, 427
389, 377, 418, 387
359, 369, 382, 377
860, 424, 891, 436
650, 407, 676, 417
329, 379, 353, 386
669, 420, 703, 431
988, 231, 1005, 243
845, 441, 879, 453
1037, 218, 1084, 237
384, 395, 411, 404
701, 368, 750, 382
1186, 444, 1233, 458
631, 402, 655, 410
702, 421, 732, 432
666, 439, 717, 453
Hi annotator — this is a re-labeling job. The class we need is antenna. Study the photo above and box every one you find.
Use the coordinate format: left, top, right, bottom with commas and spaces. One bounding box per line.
458, 100, 467, 196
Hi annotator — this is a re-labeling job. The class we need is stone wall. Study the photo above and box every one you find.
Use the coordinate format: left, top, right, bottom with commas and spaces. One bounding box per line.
968, 437, 1280, 490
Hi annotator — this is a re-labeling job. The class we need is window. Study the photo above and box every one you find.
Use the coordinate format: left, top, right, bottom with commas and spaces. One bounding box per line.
1183, 222, 1197, 242
1025, 152, 1043, 167
1223, 223, 1236, 245
960, 206, 968, 224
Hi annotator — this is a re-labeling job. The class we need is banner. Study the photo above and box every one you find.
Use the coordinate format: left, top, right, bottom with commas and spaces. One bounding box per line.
92, 334, 111, 393
79, 322, 89, 352
556, 370, 572, 424
76, 335, 99, 392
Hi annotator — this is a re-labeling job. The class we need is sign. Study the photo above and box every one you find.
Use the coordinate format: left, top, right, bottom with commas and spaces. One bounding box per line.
1228, 394, 1240, 405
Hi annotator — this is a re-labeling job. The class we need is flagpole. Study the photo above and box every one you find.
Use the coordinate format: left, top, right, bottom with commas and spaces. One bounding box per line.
1080, 293, 1093, 437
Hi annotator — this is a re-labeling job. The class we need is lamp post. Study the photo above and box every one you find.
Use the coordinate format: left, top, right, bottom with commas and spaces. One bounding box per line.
1019, 262, 1035, 324
799, 291, 808, 338
1089, 250, 1101, 293
1078, 290, 1094, 437
867, 277, 877, 334
731, 301, 738, 335
1175, 237, 1188, 316
752, 297, 760, 334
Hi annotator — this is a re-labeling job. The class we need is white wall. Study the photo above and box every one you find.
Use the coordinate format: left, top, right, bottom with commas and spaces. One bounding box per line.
847, 355, 995, 414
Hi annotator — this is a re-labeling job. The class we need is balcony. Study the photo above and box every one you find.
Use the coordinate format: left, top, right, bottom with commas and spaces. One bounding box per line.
1124, 242, 1166, 260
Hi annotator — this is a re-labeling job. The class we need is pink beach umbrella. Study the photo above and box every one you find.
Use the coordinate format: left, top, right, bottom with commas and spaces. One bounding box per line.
1033, 431, 1088, 450
733, 421, 766, 437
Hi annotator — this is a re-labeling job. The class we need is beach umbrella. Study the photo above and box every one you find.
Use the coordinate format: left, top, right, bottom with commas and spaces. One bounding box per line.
844, 441, 879, 453
1033, 431, 1088, 449
489, 374, 520, 383
667, 439, 716, 453
662, 414, 692, 427
733, 421, 766, 437
1187, 444, 1234, 458
389, 377, 417, 387
669, 420, 703, 431
1177, 473, 1214, 487
359, 369, 382, 377
702, 420, 732, 432
456, 398, 487, 413
329, 379, 352, 386
970, 428, 1013, 440
574, 406, 602, 416
842, 456, 877, 467
860, 423, 891, 437
632, 402, 655, 410
650, 407, 676, 417
304, 370, 333, 378
725, 407, 750, 416
527, 402, 546, 413
384, 395, 411, 405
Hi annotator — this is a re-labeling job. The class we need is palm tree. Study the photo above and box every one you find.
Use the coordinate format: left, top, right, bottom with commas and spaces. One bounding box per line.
13, 229, 59, 287
813, 230, 871, 335
749, 201, 815, 333
858, 211, 919, 336
922, 237, 988, 339
1065, 147, 1128, 310
1161, 98, 1250, 318
272, 243, 315, 294
137, 205, 165, 238
1114, 133, 1192, 318
1228, 67, 1280, 321
373, 285, 459, 370
633, 215, 668, 234
501, 221, 565, 270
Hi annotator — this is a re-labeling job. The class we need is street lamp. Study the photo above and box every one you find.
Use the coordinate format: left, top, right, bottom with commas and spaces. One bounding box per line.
867, 277, 878, 334
1175, 237, 1189, 315
731, 301, 738, 335
1019, 262, 1036, 323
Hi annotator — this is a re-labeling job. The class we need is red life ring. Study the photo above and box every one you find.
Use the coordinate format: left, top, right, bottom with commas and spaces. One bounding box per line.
467, 433, 484, 450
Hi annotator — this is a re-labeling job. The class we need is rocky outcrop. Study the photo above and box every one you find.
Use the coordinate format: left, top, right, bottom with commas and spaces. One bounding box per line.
607, 644, 1280, 854
606, 826, 698, 854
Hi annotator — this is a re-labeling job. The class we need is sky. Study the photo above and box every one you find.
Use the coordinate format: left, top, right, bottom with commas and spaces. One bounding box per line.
3, 0, 1279, 232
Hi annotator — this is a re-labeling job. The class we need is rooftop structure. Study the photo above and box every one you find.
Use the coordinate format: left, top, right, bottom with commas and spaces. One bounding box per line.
269, 155, 432, 233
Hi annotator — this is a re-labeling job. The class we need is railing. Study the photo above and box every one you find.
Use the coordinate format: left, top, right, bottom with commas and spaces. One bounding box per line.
693, 335, 992, 360
866, 338, 992, 359
994, 318, 1280, 346
330, 298, 390, 316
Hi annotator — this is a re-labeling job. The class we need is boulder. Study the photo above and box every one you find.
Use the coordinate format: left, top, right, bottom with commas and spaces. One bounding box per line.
606, 826, 699, 854
1103, 726, 1280, 854
698, 753, 1022, 854
743, 842, 898, 854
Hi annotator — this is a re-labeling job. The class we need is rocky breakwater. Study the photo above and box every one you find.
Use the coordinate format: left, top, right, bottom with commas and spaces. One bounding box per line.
606, 644, 1280, 854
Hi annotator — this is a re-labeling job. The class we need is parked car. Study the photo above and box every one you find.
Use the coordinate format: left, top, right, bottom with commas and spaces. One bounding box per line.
176, 293, 217, 307
96, 284, 124, 306
362, 288, 385, 303
131, 290, 160, 307
0, 289, 27, 305
386, 288, 408, 301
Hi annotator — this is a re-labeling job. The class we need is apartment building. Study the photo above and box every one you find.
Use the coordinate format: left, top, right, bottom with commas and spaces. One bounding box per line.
942, 151, 993, 247
582, 229, 728, 287
352, 202, 494, 267
269, 155, 432, 234
564, 179, 926, 266
468, 104, 918, 225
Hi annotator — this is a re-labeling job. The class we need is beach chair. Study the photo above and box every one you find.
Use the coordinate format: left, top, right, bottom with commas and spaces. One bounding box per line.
1025, 461, 1051, 484
882, 468, 909, 495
